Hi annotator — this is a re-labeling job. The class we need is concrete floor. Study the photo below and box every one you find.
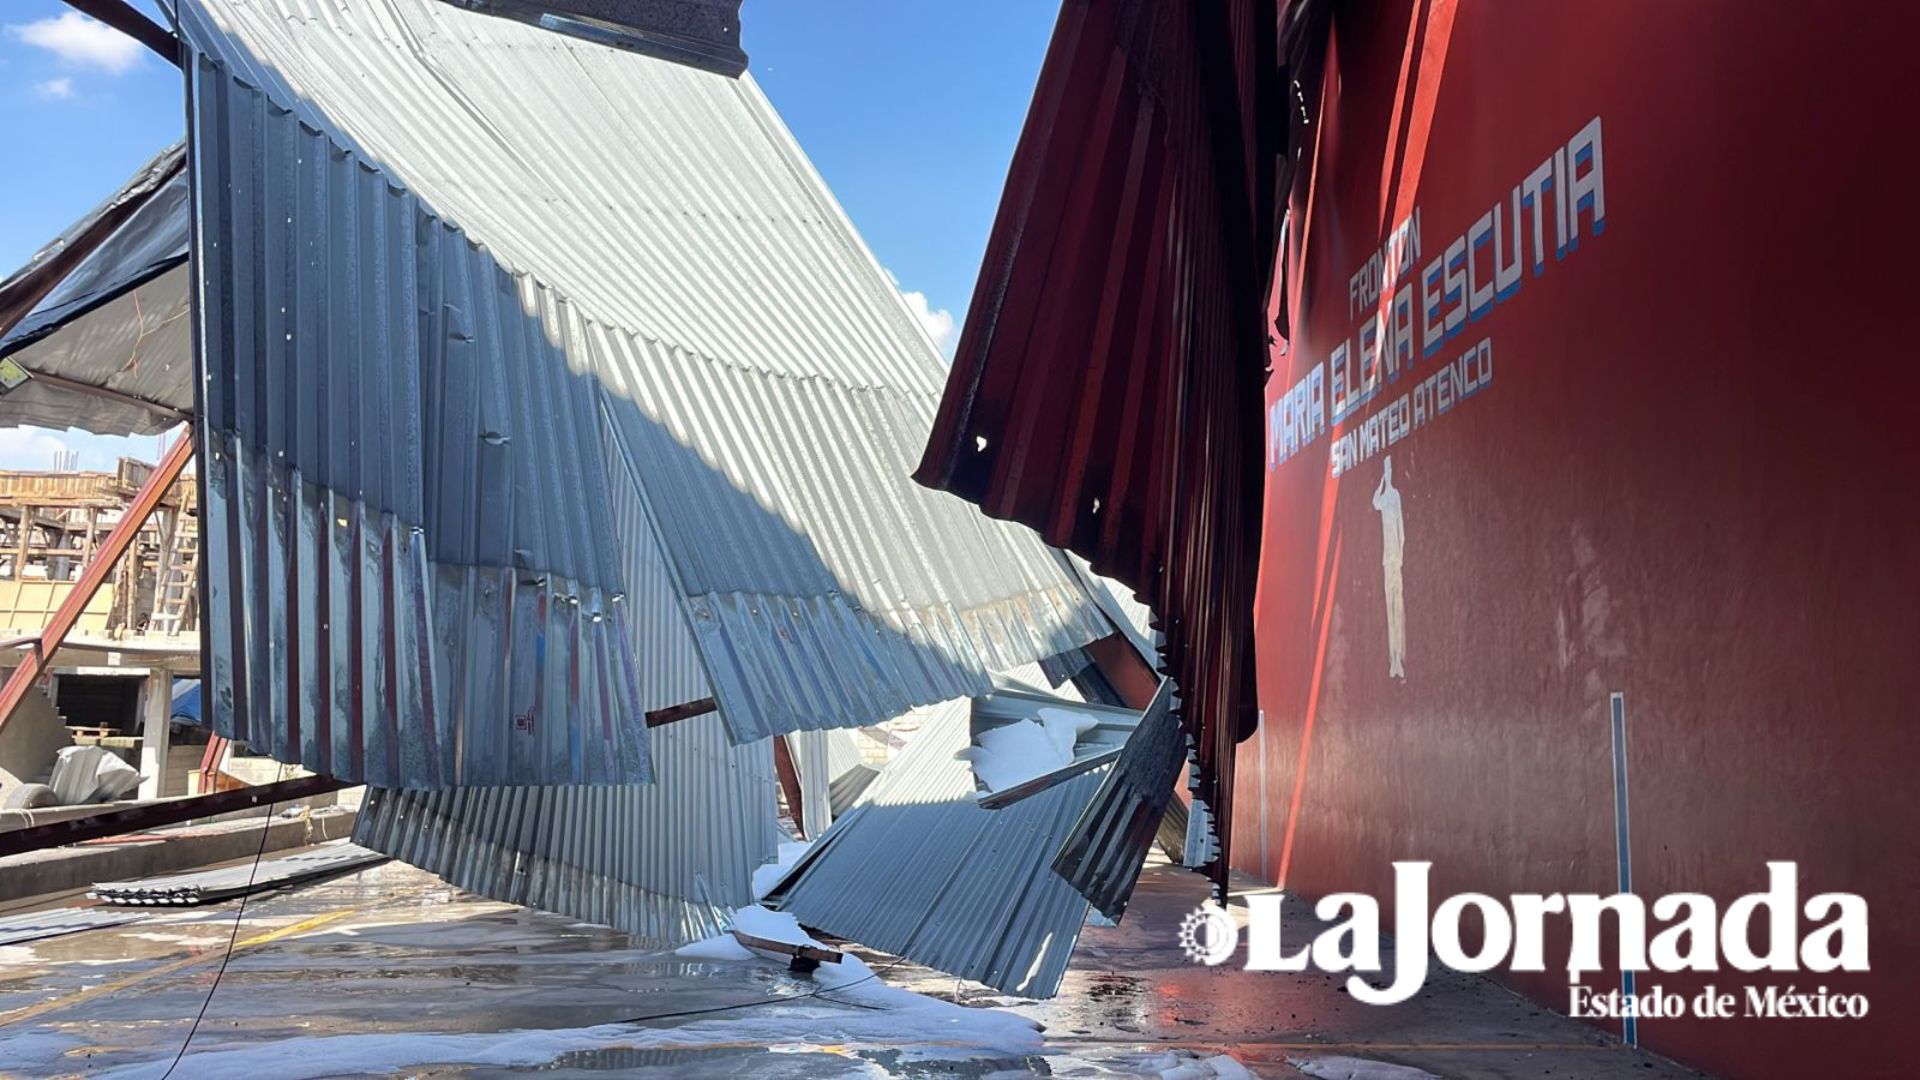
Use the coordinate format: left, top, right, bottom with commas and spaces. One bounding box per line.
0, 855, 1707, 1079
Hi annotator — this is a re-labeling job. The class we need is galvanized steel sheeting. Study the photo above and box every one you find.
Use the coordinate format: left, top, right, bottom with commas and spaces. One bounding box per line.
92, 843, 388, 906
1051, 681, 1183, 920
187, 50, 651, 788
593, 335, 1112, 742
355, 713, 779, 945
182, 0, 1112, 748
178, 0, 944, 394
0, 907, 143, 946
355, 418, 774, 944
1066, 553, 1159, 663
784, 728, 867, 838
765, 670, 1102, 998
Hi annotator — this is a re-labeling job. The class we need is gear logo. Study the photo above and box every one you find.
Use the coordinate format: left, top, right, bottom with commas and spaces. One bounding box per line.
1177, 904, 1238, 966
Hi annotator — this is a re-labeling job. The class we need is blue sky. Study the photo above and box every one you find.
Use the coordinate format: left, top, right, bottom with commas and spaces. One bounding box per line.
0, 0, 1056, 469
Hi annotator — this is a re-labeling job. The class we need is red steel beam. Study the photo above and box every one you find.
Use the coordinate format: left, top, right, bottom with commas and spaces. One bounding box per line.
772, 735, 806, 840
0, 428, 194, 734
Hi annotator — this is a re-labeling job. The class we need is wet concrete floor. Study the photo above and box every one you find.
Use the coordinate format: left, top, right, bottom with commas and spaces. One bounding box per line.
0, 852, 1708, 1078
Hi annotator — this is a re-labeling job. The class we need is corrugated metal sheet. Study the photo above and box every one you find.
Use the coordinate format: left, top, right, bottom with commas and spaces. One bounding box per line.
185, 44, 652, 789
180, 0, 1113, 751
355, 414, 777, 944
355, 712, 779, 945
0, 143, 192, 436
822, 728, 879, 815
1052, 680, 1184, 919
777, 727, 876, 832
0, 907, 143, 946
91, 843, 388, 905
457, 0, 749, 76
764, 669, 1105, 998
913, 0, 1284, 896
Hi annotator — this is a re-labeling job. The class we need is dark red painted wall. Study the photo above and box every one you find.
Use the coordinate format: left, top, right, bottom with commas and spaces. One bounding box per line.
1238, 2, 1919, 1076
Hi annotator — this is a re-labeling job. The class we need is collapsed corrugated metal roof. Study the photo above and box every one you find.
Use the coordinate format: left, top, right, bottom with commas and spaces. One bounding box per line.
820, 728, 879, 815
356, 712, 780, 944
784, 727, 872, 839
763, 667, 1124, 998
354, 415, 777, 942
187, 42, 654, 787
179, 0, 1114, 770
0, 142, 192, 436
912, 0, 1284, 898
1051, 680, 1184, 920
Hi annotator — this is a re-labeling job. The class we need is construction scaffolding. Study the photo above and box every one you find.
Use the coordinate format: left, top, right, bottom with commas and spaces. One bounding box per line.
0, 455, 197, 640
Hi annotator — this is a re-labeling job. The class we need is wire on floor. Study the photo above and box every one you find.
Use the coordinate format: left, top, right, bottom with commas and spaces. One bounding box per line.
157, 762, 286, 1080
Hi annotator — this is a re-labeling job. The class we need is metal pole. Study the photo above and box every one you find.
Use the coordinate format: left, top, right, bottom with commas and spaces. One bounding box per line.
0, 428, 194, 735
0, 774, 349, 859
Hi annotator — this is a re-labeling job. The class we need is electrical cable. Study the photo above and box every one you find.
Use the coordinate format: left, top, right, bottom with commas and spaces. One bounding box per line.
156, 763, 285, 1080
138, 754, 920, 1057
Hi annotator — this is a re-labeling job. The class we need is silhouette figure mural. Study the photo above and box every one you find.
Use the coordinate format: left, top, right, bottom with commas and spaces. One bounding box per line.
1373, 456, 1407, 679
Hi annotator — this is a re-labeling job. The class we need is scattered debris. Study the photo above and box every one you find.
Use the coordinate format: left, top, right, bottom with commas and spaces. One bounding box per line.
725, 902, 843, 970
47, 744, 140, 805
764, 684, 1109, 998
91, 842, 385, 906
0, 906, 143, 947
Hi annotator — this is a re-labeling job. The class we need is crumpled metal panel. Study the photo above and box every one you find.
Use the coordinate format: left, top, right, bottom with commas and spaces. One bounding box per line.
783, 730, 832, 840
0, 907, 144, 947
356, 424, 776, 943
0, 143, 191, 436
186, 49, 650, 788
451, 0, 749, 76
92, 843, 388, 906
181, 0, 1114, 745
355, 712, 779, 945
591, 314, 1114, 744
1051, 680, 1183, 920
821, 728, 878, 816
764, 667, 1104, 998
912, 0, 1281, 895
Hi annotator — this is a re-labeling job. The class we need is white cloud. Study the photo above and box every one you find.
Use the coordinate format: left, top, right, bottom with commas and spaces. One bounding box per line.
0, 426, 72, 470
0, 426, 163, 471
33, 76, 73, 100
880, 267, 959, 358
899, 289, 957, 357
8, 12, 144, 75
